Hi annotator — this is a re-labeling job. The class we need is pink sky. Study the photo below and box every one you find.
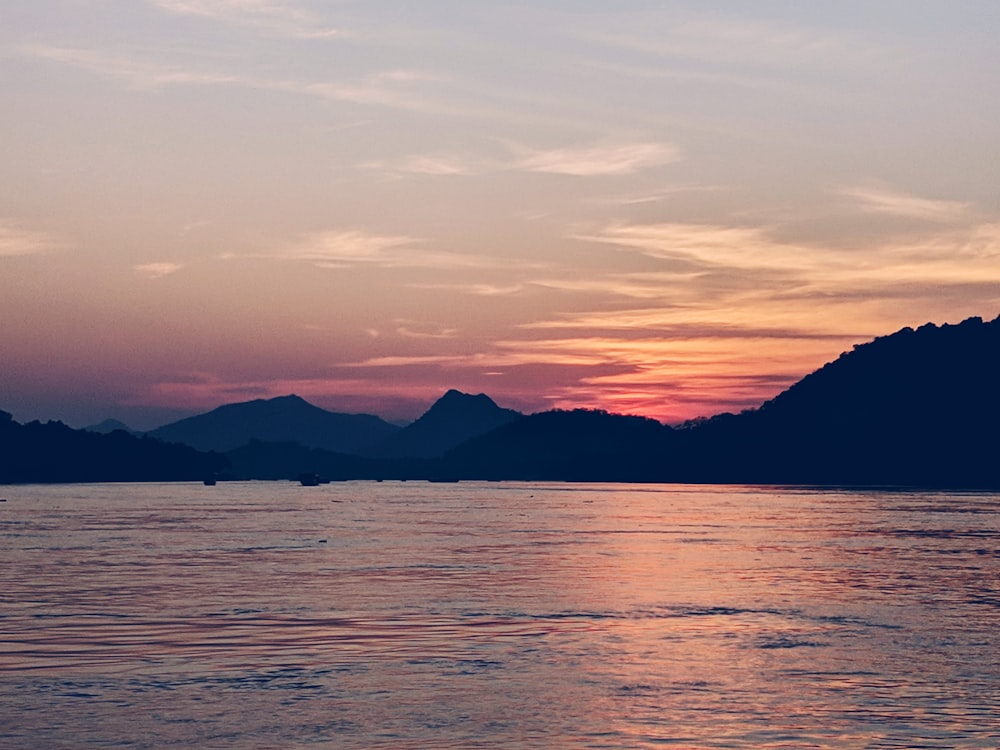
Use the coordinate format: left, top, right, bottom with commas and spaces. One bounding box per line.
3, 2, 999, 429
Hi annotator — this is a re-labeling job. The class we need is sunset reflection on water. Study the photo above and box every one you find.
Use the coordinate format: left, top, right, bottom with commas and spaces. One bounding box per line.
1, 482, 998, 748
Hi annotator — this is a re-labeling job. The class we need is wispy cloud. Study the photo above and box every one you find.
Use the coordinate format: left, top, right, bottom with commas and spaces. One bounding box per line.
526, 273, 701, 300
395, 320, 458, 339
574, 220, 1000, 303
361, 139, 680, 180
573, 222, 818, 273
239, 229, 518, 271
134, 262, 184, 278
20, 45, 444, 113
149, 0, 344, 39
344, 354, 474, 369
397, 155, 473, 176
588, 185, 726, 206
570, 10, 894, 73
406, 282, 528, 296
581, 57, 822, 98
359, 153, 478, 177
0, 221, 62, 257
268, 230, 418, 267
22, 45, 243, 89
839, 184, 972, 223
508, 141, 679, 176
178, 220, 212, 237
519, 306, 863, 340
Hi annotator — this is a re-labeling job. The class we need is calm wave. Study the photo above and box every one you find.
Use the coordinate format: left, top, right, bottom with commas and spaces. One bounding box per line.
1, 481, 998, 748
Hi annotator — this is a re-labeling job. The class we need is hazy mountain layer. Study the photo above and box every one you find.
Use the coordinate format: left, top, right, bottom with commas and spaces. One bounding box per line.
147, 394, 400, 454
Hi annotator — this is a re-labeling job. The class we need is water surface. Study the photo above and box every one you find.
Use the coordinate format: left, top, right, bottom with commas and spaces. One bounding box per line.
1, 481, 998, 748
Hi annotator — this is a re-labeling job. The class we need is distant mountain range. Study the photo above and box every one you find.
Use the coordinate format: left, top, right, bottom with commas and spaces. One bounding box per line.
146, 394, 399, 454
3, 314, 998, 488
83, 418, 137, 435
143, 389, 519, 460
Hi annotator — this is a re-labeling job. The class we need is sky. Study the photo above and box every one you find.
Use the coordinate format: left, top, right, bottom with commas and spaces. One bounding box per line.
2, 1, 999, 430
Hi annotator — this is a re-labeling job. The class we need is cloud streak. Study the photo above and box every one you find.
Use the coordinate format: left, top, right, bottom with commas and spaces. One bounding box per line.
0, 222, 62, 257
22, 44, 244, 88
839, 184, 972, 223
134, 262, 184, 278
238, 229, 531, 272
20, 44, 445, 113
570, 10, 895, 73
358, 153, 478, 177
149, 0, 345, 39
509, 141, 679, 176
572, 222, 822, 277
360, 138, 680, 180
277, 230, 419, 266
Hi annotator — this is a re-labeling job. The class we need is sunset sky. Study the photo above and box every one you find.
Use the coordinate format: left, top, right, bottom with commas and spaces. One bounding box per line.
3, 1, 999, 429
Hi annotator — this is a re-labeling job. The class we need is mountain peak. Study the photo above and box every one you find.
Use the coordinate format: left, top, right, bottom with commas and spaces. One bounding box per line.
364, 389, 522, 459
430, 389, 500, 412
273, 393, 307, 403
237, 394, 309, 409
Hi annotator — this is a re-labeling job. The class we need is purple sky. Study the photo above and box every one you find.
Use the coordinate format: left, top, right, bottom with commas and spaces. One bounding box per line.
3, 1, 999, 429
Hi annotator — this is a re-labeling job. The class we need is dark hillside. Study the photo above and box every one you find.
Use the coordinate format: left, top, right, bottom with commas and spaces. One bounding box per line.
0, 411, 227, 483
442, 409, 676, 481
365, 389, 522, 459
678, 315, 1000, 486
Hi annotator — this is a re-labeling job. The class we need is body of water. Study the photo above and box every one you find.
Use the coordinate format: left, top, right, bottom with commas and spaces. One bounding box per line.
1, 481, 998, 748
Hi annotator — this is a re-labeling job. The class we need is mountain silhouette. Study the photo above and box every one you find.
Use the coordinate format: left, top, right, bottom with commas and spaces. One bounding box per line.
4, 315, 998, 487
0, 410, 227, 483
147, 394, 399, 454
365, 389, 522, 459
441, 408, 675, 481
83, 418, 137, 435
426, 315, 999, 487
671, 314, 1000, 487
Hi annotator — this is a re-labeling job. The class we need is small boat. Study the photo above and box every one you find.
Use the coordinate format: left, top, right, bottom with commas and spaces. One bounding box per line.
297, 472, 322, 486
203, 478, 217, 486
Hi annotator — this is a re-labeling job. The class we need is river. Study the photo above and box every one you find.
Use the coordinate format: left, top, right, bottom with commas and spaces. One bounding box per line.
1, 481, 998, 748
